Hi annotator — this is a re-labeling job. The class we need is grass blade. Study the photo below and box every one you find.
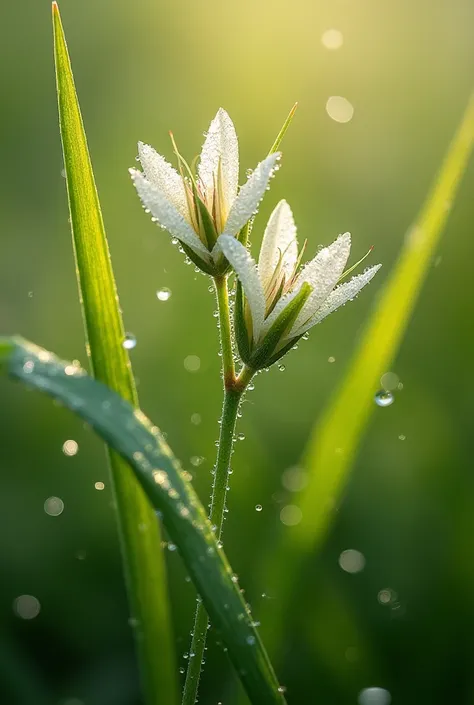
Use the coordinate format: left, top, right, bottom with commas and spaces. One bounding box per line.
0, 337, 288, 705
52, 5, 178, 703
250, 93, 474, 670
297, 92, 474, 553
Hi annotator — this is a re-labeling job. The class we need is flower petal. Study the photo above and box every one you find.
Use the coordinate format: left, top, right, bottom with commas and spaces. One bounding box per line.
223, 153, 280, 238
258, 200, 298, 288
290, 264, 382, 337
292, 232, 351, 331
138, 142, 189, 220
260, 233, 350, 336
130, 169, 211, 261
216, 235, 266, 342
198, 108, 239, 212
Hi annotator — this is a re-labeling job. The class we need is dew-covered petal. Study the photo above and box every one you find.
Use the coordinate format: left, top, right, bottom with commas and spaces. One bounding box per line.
258, 200, 298, 288
223, 153, 280, 238
290, 264, 382, 337
216, 235, 266, 342
130, 169, 211, 261
198, 108, 239, 212
138, 142, 189, 221
292, 233, 351, 331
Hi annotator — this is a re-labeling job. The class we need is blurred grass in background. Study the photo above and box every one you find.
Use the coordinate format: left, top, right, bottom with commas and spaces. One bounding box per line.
1, 0, 474, 704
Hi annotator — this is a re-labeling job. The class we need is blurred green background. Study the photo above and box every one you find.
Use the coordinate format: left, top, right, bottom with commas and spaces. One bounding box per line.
2, 0, 474, 703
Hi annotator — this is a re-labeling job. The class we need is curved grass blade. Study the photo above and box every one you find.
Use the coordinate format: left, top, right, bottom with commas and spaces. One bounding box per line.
0, 337, 288, 705
52, 5, 177, 702
248, 92, 474, 671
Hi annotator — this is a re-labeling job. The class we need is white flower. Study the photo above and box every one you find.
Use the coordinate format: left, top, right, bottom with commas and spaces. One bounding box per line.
129, 108, 280, 274
217, 200, 381, 368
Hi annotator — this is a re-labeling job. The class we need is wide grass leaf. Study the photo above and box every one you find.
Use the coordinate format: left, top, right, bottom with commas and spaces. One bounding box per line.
0, 337, 288, 705
52, 4, 177, 703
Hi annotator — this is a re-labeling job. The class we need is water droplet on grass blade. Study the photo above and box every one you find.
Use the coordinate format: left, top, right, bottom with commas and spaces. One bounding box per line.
375, 390, 394, 407
123, 333, 137, 350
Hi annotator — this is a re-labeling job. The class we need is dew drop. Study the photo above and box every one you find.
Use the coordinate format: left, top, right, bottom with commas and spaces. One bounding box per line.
190, 455, 204, 467
191, 413, 202, 425
255, 504, 263, 512
246, 635, 256, 645
156, 287, 172, 301
94, 481, 105, 491
237, 432, 245, 441
374, 390, 394, 407
278, 364, 285, 371
358, 687, 391, 705
123, 333, 137, 350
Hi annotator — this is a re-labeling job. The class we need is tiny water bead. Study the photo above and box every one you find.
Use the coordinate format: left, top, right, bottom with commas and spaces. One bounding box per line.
156, 287, 172, 301
236, 432, 245, 441
398, 434, 406, 441
184, 355, 201, 372
255, 504, 263, 512
190, 413, 202, 425
246, 635, 256, 645
44, 496, 64, 517
321, 28, 344, 49
122, 333, 137, 350
190, 456, 204, 467
13, 594, 41, 620
374, 390, 394, 407
94, 481, 105, 491
328, 356, 336, 363
338, 549, 365, 574
358, 687, 392, 705
62, 439, 78, 456
278, 364, 285, 371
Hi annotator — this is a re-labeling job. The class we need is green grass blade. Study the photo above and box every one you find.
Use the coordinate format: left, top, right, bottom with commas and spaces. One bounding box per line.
52, 5, 178, 703
0, 337, 288, 705
297, 92, 474, 553
248, 93, 474, 673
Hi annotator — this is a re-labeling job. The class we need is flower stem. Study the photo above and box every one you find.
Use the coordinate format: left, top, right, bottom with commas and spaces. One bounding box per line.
181, 276, 254, 705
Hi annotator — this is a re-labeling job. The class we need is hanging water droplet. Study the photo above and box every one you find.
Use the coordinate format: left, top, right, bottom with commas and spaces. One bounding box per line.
156, 287, 172, 301
247, 383, 255, 391
237, 432, 245, 441
179, 667, 185, 674
374, 390, 394, 407
123, 333, 137, 350
358, 687, 391, 705
278, 364, 285, 372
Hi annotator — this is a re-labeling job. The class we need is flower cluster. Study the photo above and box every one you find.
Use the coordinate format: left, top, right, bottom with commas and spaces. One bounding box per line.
131, 108, 381, 369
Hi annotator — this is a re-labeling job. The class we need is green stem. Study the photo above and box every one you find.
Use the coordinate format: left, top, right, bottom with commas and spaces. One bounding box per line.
182, 277, 254, 705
